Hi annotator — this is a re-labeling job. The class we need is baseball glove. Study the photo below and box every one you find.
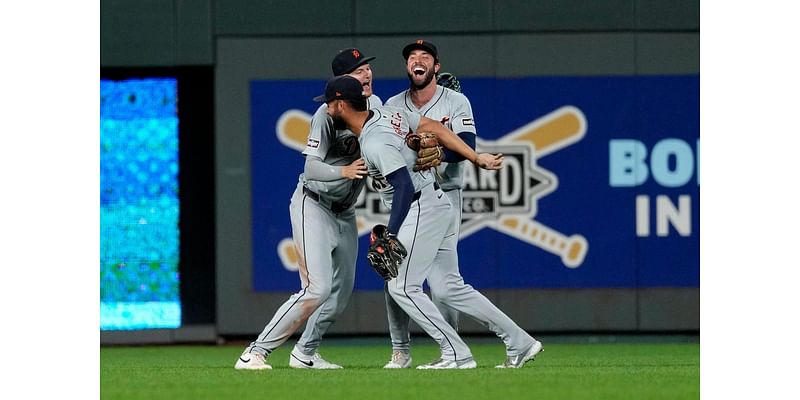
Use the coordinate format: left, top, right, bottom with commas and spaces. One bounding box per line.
406, 132, 443, 172
437, 72, 462, 93
367, 225, 407, 281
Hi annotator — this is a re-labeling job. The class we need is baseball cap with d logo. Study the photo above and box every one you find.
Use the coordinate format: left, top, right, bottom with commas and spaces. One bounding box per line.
402, 39, 439, 63
331, 48, 376, 76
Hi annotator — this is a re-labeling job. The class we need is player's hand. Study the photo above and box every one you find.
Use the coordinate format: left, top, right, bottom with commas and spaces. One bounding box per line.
475, 153, 504, 170
342, 158, 368, 179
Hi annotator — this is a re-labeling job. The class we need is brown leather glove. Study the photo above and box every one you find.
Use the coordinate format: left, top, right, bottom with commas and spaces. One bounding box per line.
406, 132, 443, 172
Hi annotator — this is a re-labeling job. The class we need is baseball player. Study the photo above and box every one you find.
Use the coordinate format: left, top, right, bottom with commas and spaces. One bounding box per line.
315, 75, 504, 368
235, 48, 382, 370
382, 40, 544, 369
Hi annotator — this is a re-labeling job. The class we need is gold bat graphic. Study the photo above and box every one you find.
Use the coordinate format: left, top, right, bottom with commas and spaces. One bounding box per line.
492, 106, 588, 268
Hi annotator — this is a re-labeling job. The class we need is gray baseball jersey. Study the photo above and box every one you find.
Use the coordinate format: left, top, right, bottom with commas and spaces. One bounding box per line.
359, 105, 472, 362
385, 85, 476, 191
382, 87, 537, 361
243, 95, 382, 359
301, 94, 382, 204
385, 86, 473, 326
359, 107, 436, 206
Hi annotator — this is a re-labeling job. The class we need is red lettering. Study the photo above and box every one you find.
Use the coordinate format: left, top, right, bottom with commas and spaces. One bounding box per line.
390, 112, 403, 135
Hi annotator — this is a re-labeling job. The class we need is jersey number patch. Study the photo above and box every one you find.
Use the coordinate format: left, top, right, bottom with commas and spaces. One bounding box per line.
368, 173, 389, 191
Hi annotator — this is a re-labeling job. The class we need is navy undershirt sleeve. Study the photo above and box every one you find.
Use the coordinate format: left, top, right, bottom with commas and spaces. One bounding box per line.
385, 168, 414, 235
441, 132, 476, 163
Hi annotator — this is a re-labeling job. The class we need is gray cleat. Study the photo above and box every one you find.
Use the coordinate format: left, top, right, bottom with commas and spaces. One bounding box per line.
496, 340, 543, 368
235, 348, 272, 370
289, 348, 343, 369
417, 357, 477, 369
384, 350, 412, 369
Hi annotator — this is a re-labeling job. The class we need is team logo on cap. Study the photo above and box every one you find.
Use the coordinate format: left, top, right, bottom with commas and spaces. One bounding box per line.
416, 40, 424, 44
275, 105, 589, 271
352, 49, 360, 58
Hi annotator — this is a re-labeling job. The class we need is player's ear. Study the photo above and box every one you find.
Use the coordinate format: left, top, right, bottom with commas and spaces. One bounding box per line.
434, 63, 441, 75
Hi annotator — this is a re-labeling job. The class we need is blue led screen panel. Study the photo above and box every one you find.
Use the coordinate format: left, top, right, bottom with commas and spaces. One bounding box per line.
100, 78, 180, 330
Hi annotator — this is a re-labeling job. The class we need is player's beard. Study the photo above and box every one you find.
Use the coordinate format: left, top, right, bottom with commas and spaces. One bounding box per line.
408, 68, 435, 90
332, 114, 347, 130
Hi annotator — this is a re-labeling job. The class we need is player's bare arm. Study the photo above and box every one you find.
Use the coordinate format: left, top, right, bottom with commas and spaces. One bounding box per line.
417, 116, 503, 170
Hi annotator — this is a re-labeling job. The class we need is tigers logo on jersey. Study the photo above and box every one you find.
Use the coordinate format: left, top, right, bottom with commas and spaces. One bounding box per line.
335, 135, 360, 158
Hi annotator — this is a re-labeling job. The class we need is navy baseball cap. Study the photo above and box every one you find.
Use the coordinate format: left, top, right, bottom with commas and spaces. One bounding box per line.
313, 75, 366, 103
331, 48, 376, 76
402, 39, 439, 62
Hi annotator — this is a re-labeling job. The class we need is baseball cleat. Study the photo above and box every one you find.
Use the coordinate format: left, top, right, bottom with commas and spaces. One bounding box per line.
383, 350, 412, 369
289, 348, 343, 369
234, 348, 272, 370
416, 357, 477, 369
496, 340, 543, 368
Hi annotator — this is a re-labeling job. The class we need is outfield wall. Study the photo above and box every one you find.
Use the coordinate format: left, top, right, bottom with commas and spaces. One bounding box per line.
101, 0, 699, 340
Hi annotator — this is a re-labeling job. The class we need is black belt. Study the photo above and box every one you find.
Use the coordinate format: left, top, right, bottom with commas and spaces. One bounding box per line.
302, 187, 350, 213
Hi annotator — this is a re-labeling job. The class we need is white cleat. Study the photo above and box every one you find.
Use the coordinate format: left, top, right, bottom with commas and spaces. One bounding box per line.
496, 340, 543, 368
416, 357, 477, 369
289, 348, 343, 369
383, 351, 412, 369
234, 348, 272, 370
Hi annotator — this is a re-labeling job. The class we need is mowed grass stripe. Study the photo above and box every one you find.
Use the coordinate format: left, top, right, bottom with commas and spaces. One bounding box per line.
101, 343, 699, 400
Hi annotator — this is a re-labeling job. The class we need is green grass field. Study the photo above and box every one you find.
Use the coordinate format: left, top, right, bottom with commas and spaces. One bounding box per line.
101, 339, 699, 400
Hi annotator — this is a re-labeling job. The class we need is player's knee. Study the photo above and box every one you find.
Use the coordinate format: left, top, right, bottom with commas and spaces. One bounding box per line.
429, 285, 451, 304
306, 282, 332, 302
386, 283, 403, 299
443, 277, 472, 294
334, 289, 353, 309
387, 282, 422, 300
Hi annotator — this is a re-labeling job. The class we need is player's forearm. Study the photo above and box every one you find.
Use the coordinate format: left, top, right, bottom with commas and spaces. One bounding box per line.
419, 118, 478, 163
441, 132, 476, 163
303, 156, 343, 181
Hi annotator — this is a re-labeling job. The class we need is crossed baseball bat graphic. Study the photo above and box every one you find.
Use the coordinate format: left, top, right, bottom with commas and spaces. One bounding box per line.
275, 106, 588, 270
